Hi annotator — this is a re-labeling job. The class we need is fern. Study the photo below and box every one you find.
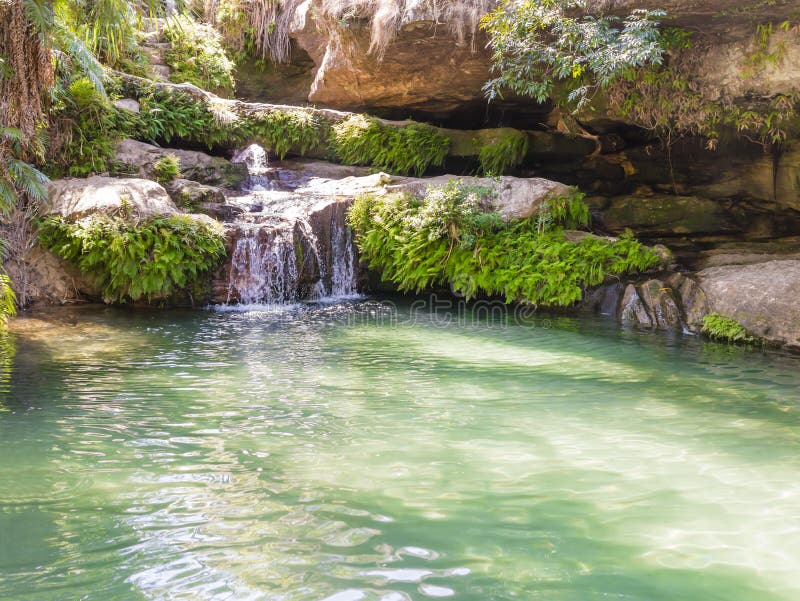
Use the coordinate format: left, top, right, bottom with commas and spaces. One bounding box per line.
702, 313, 756, 343
349, 181, 658, 307
332, 115, 450, 176
252, 109, 321, 159
38, 214, 226, 304
478, 130, 529, 175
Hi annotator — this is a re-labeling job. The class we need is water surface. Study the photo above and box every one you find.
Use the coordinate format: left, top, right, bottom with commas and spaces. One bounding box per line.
1, 299, 799, 600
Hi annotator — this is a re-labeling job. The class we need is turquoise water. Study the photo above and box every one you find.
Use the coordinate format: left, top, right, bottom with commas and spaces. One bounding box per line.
1, 299, 799, 601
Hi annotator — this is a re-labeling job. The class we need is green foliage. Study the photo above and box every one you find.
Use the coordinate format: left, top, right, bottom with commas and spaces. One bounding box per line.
720, 93, 800, 149
50, 77, 119, 176
164, 15, 236, 95
153, 154, 181, 183
38, 214, 226, 304
478, 131, 529, 175
702, 313, 756, 343
535, 193, 590, 233
742, 20, 793, 78
1, 127, 50, 211
481, 0, 668, 109
0, 273, 16, 328
112, 81, 250, 149
251, 109, 322, 159
348, 180, 657, 306
54, 0, 148, 73
331, 115, 450, 176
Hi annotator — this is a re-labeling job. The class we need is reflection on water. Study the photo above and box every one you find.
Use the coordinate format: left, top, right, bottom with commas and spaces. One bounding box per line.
0, 299, 799, 601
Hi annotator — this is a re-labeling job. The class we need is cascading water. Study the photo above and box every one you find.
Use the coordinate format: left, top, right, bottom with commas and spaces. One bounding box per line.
225, 224, 299, 304
218, 145, 361, 305
328, 205, 359, 298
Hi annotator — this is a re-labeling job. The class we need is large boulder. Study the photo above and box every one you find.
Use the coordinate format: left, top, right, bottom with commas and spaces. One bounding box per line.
696, 259, 800, 349
390, 175, 572, 221
46, 176, 180, 221
113, 139, 246, 187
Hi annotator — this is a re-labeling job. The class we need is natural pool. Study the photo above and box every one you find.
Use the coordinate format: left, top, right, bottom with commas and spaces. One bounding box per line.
1, 299, 799, 601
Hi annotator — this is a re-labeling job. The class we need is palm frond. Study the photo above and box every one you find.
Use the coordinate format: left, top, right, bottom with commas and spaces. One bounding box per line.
0, 180, 18, 216
22, 0, 55, 38
6, 159, 50, 205
53, 23, 107, 99
0, 273, 17, 324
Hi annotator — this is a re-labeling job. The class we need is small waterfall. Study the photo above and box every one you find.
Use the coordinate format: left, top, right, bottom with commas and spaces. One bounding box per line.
329, 207, 358, 298
217, 144, 362, 306
231, 144, 275, 191
226, 226, 299, 304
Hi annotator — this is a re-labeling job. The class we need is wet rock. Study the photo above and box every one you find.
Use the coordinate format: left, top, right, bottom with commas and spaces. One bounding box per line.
619, 284, 652, 327
165, 178, 226, 210
665, 272, 708, 332
198, 202, 245, 222
638, 279, 683, 330
113, 139, 246, 187
697, 259, 800, 349
581, 280, 624, 316
46, 176, 180, 221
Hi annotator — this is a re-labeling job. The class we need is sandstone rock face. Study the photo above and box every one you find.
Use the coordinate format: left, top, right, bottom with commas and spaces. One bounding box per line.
697, 260, 800, 349
47, 176, 180, 221
3, 247, 100, 306
695, 149, 800, 213
114, 139, 246, 187
252, 0, 800, 125
289, 0, 495, 117
601, 194, 735, 237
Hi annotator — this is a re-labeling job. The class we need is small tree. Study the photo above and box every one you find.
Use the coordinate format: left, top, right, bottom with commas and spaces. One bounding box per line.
481, 0, 667, 110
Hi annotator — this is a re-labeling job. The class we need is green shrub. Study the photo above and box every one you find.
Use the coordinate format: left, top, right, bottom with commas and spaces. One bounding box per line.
478, 131, 529, 175
38, 214, 226, 304
251, 109, 322, 159
331, 115, 450, 176
348, 181, 657, 306
702, 313, 756, 343
164, 15, 236, 95
481, 0, 667, 109
153, 154, 181, 183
